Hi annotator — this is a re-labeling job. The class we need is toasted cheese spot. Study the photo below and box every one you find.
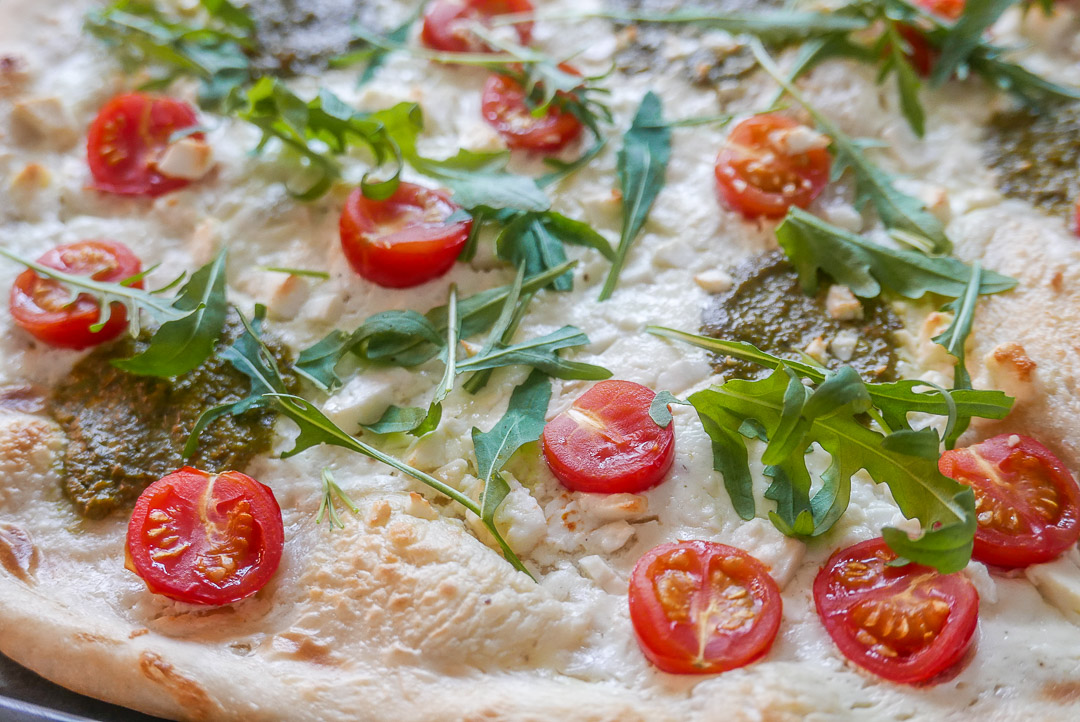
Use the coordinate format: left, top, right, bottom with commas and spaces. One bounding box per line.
0, 523, 37, 583
1042, 680, 1080, 704
984, 342, 1038, 404
153, 137, 214, 181
11, 96, 77, 147
0, 411, 63, 511
138, 652, 219, 721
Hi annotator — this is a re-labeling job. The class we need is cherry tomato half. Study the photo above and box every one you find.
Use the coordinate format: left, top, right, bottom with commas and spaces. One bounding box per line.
9, 240, 143, 350
339, 182, 472, 288
939, 434, 1080, 568
714, 114, 831, 219
481, 67, 584, 153
629, 541, 782, 675
542, 380, 675, 494
126, 467, 284, 606
87, 92, 203, 197
421, 0, 534, 53
814, 538, 979, 684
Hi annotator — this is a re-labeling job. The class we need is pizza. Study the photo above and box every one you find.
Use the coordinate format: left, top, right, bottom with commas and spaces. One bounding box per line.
1, 0, 1080, 720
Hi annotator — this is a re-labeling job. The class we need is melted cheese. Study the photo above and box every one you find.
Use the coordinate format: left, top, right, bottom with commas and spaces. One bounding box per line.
1, 0, 1080, 719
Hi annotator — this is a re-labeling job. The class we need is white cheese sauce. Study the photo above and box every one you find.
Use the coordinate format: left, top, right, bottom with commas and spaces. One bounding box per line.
2, 0, 1080, 718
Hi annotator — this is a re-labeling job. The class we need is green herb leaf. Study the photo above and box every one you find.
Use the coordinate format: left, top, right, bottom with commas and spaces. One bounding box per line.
751, 40, 951, 254
648, 390, 690, 427
933, 260, 982, 392
241, 79, 402, 200
183, 304, 289, 456
690, 366, 977, 572
472, 370, 552, 532
645, 327, 1013, 436
259, 266, 331, 280
929, 0, 1020, 87
315, 467, 360, 529
496, 211, 614, 291
456, 325, 610, 379
113, 248, 229, 377
296, 262, 577, 390
599, 91, 671, 301
0, 245, 193, 338
881, 22, 926, 137
565, 8, 868, 41
85, 0, 254, 111
775, 207, 1016, 300
270, 392, 533, 577
372, 103, 549, 212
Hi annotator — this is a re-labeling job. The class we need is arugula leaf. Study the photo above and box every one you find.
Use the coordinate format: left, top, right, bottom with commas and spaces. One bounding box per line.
259, 267, 330, 280
495, 211, 614, 291
182, 304, 290, 456
112, 248, 228, 377
690, 366, 977, 572
775, 207, 1017, 300
315, 467, 360, 529
270, 392, 533, 577
371, 103, 549, 212
0, 244, 194, 336
332, 12, 419, 87
751, 40, 951, 254
552, 8, 868, 40
241, 79, 402, 200
472, 370, 552, 538
85, 0, 253, 110
929, 0, 1017, 87
462, 265, 529, 394
933, 261, 982, 392
599, 91, 671, 301
648, 390, 691, 427
296, 262, 577, 390
456, 326, 610, 379
363, 286, 461, 436
880, 22, 926, 137
645, 327, 1013, 433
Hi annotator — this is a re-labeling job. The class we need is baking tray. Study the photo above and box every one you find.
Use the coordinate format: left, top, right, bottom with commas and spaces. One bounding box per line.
0, 651, 164, 721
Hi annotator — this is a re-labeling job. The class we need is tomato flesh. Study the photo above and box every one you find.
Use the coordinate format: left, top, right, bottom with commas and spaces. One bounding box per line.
9, 240, 142, 350
126, 467, 284, 606
339, 182, 472, 288
629, 541, 782, 674
481, 69, 584, 152
814, 538, 979, 684
714, 114, 831, 219
542, 380, 675, 494
939, 434, 1080, 568
421, 0, 533, 53
87, 92, 203, 197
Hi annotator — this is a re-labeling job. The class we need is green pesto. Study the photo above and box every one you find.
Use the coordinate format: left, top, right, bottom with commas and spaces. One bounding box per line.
49, 320, 294, 519
701, 251, 901, 382
984, 103, 1080, 221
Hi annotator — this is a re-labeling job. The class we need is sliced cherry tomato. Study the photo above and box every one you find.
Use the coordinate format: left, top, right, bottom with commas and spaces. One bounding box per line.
126, 467, 284, 606
9, 240, 142, 350
339, 182, 472, 288
814, 538, 979, 684
542, 380, 675, 494
714, 114, 831, 219
87, 92, 203, 197
939, 434, 1080, 568
481, 66, 584, 152
421, 0, 533, 53
629, 540, 782, 675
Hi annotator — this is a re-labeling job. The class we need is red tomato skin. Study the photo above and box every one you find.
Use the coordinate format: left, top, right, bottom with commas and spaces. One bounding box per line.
9, 240, 143, 350
481, 71, 584, 153
814, 538, 979, 685
339, 183, 472, 288
125, 468, 285, 606
87, 93, 202, 197
629, 541, 783, 675
939, 434, 1080, 568
714, 114, 831, 219
542, 380, 675, 494
421, 0, 533, 53
897, 0, 967, 77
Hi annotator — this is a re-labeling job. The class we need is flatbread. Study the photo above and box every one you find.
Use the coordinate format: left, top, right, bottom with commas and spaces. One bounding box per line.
2, 1, 1080, 720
